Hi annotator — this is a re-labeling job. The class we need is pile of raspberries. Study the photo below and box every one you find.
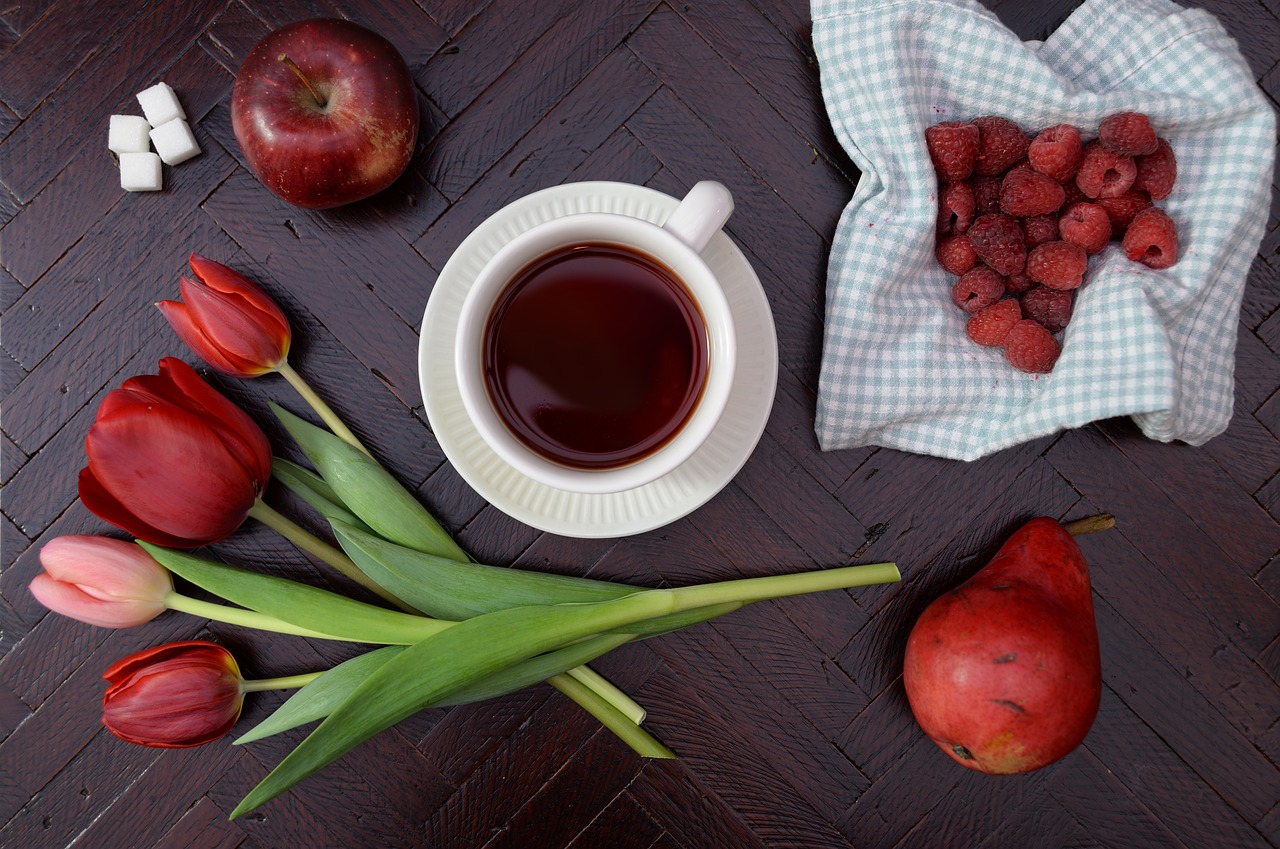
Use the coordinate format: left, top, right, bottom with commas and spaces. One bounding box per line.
929, 112, 1179, 373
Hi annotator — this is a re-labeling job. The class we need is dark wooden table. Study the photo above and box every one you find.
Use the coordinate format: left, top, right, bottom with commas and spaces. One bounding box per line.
3, 1, 1278, 847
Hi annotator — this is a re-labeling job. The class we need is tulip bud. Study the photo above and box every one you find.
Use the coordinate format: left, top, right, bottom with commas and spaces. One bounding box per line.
102, 640, 244, 747
30, 535, 172, 628
157, 253, 291, 378
78, 357, 273, 547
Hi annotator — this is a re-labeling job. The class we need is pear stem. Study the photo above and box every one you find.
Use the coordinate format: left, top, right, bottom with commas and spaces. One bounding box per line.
278, 54, 326, 108
1063, 514, 1116, 536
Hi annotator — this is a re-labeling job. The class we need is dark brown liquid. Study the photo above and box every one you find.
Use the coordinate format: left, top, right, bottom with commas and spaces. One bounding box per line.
483, 243, 708, 470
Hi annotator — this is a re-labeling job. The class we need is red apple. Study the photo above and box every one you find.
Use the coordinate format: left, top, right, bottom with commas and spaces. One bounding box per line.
231, 18, 419, 209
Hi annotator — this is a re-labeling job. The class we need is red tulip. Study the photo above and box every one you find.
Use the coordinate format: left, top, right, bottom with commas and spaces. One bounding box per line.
29, 535, 172, 628
79, 357, 273, 547
157, 253, 290, 378
103, 640, 244, 747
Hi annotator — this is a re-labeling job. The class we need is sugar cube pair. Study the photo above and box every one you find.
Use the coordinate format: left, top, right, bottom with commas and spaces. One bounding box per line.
110, 82, 202, 192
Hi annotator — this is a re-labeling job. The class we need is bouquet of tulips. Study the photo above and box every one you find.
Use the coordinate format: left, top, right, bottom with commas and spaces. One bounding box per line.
29, 254, 900, 817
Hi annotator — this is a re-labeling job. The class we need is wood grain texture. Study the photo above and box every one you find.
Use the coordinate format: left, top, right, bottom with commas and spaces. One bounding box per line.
2, 1, 1278, 847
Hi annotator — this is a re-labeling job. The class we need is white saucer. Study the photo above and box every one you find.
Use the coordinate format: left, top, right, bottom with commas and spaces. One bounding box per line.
419, 181, 778, 537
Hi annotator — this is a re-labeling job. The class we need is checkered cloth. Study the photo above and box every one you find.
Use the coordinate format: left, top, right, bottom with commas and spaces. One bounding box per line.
810, 0, 1276, 461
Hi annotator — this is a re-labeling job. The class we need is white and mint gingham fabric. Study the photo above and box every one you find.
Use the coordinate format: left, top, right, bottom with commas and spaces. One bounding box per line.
811, 0, 1276, 461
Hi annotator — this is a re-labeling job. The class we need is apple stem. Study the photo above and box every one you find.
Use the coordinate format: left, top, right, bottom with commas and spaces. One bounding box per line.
1063, 514, 1116, 536
279, 53, 326, 108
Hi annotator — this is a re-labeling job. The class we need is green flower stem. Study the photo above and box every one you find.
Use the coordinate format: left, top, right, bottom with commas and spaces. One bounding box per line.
242, 672, 322, 693
248, 498, 412, 611
145, 543, 449, 645
547, 674, 673, 758
564, 665, 645, 725
277, 361, 370, 456
663, 562, 901, 612
163, 591, 339, 639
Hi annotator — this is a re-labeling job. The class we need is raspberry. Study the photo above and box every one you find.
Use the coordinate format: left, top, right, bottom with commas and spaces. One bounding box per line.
1061, 177, 1089, 208
951, 266, 1006, 313
1026, 240, 1088, 290
1134, 138, 1177, 200
967, 213, 1026, 276
1004, 320, 1061, 373
965, 299, 1023, 347
936, 233, 977, 275
926, 121, 980, 182
1004, 270, 1035, 295
972, 175, 1003, 214
1096, 189, 1152, 236
1027, 124, 1083, 182
1022, 286, 1075, 333
1022, 214, 1060, 249
1076, 142, 1137, 199
1121, 207, 1179, 269
1099, 112, 1159, 156
1058, 202, 1112, 254
1000, 168, 1066, 216
937, 181, 976, 236
973, 116, 1030, 176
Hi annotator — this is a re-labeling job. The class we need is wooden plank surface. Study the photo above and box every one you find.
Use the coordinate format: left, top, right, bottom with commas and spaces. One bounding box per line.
2, 1, 1278, 847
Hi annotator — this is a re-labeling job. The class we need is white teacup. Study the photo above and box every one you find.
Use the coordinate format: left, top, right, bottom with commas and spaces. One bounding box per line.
455, 181, 737, 494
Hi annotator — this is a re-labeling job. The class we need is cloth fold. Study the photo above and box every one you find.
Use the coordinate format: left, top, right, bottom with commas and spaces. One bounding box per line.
811, 0, 1275, 461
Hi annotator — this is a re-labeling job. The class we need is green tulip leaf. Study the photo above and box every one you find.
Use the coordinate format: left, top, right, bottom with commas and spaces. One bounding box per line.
605, 602, 745, 638
141, 543, 446, 645
235, 646, 406, 744
229, 557, 902, 815
270, 457, 375, 535
231, 590, 676, 818
332, 520, 634, 618
335, 521, 748, 636
237, 632, 636, 745
271, 403, 468, 561
443, 633, 631, 706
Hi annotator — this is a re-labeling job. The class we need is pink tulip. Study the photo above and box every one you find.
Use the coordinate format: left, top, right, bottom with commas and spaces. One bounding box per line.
102, 641, 244, 747
78, 357, 273, 547
157, 253, 290, 378
29, 535, 172, 628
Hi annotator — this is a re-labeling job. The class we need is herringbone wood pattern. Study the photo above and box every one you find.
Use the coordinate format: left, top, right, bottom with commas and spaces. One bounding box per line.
2, 1, 1279, 847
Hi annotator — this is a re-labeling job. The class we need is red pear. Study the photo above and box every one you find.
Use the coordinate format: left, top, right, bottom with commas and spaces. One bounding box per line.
902, 516, 1103, 774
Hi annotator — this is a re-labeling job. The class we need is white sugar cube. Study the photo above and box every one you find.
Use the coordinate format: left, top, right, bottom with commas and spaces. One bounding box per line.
120, 151, 162, 191
108, 114, 151, 154
149, 118, 200, 165
135, 82, 186, 127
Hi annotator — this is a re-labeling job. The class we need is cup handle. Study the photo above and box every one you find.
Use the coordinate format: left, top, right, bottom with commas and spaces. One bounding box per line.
661, 181, 734, 254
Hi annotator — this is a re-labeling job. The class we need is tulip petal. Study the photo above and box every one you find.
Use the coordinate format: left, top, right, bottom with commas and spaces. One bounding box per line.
40, 535, 173, 600
78, 468, 215, 548
103, 640, 243, 747
29, 573, 163, 628
189, 254, 284, 315
178, 273, 289, 371
95, 381, 153, 421
157, 299, 256, 377
104, 640, 239, 683
84, 407, 256, 545
156, 358, 273, 484
113, 361, 272, 488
